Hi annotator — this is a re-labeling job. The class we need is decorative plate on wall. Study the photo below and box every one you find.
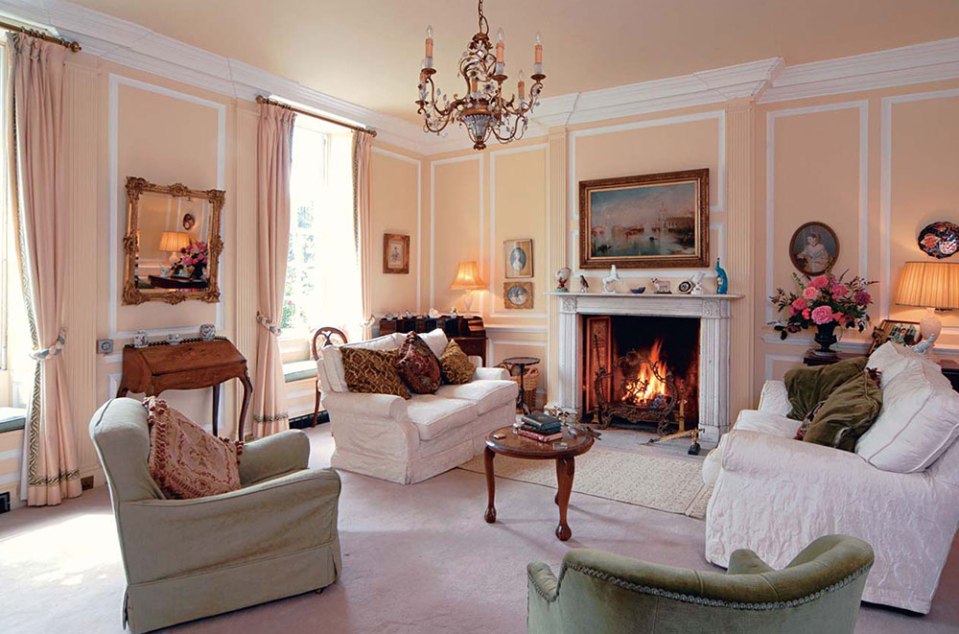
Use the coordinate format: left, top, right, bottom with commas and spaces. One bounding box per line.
917, 221, 959, 259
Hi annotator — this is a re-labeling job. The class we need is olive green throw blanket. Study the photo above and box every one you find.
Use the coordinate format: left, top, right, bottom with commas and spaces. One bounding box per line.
784, 357, 867, 420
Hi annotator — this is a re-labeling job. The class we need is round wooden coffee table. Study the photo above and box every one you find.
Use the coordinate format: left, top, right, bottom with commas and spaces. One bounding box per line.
483, 424, 595, 541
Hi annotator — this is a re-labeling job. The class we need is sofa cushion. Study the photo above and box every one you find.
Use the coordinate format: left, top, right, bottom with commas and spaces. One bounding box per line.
322, 333, 399, 393
144, 397, 242, 499
439, 340, 475, 384
406, 395, 478, 440
418, 328, 450, 359
733, 409, 799, 438
856, 362, 959, 472
803, 369, 883, 452
435, 379, 516, 415
784, 356, 867, 420
341, 348, 411, 399
396, 332, 442, 394
867, 341, 947, 389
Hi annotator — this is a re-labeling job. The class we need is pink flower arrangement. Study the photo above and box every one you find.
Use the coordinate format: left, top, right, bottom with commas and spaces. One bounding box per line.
174, 241, 209, 277
770, 271, 875, 340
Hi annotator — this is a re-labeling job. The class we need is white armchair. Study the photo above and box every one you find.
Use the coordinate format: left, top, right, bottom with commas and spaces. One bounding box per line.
704, 379, 959, 614
316, 330, 518, 484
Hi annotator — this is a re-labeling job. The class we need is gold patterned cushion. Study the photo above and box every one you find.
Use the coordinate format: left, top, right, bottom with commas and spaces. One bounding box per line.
144, 397, 243, 499
440, 340, 475, 384
397, 332, 442, 394
341, 347, 411, 399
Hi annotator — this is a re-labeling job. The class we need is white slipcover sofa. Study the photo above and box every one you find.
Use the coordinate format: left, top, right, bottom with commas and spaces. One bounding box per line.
703, 343, 959, 614
316, 328, 518, 484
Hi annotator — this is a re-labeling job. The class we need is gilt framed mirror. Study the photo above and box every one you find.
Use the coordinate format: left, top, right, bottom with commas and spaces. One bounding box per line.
122, 177, 225, 305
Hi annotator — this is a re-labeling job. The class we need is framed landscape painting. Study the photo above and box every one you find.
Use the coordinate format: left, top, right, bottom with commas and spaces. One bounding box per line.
579, 169, 709, 269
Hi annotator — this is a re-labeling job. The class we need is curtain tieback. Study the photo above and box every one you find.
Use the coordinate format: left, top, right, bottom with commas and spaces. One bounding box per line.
256, 312, 282, 336
30, 330, 67, 361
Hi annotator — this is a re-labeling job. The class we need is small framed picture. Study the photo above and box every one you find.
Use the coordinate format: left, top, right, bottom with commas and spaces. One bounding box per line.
504, 238, 533, 278
383, 233, 410, 274
868, 319, 922, 354
789, 222, 839, 276
503, 281, 534, 309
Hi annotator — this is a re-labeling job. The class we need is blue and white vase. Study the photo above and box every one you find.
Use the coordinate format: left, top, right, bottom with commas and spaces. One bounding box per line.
715, 258, 729, 295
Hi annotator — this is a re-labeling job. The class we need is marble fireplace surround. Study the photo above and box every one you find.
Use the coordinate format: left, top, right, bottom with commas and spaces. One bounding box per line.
552, 292, 742, 447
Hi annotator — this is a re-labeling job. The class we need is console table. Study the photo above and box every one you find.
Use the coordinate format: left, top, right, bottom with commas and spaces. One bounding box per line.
116, 337, 253, 440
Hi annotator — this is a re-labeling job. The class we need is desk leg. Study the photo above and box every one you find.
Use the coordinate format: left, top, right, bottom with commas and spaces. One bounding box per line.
484, 447, 496, 524
238, 370, 254, 441
212, 384, 220, 436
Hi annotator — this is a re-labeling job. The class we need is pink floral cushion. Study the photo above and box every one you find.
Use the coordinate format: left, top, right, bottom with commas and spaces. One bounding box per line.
144, 397, 243, 499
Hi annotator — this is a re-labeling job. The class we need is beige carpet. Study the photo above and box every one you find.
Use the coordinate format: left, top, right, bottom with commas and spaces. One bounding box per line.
459, 445, 713, 519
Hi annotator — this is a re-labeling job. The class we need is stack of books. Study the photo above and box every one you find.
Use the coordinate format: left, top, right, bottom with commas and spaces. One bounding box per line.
515, 412, 564, 442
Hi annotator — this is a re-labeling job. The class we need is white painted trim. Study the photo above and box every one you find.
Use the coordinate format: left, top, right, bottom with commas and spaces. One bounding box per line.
765, 100, 869, 323
879, 88, 959, 320
428, 154, 483, 310
568, 111, 727, 278
371, 147, 423, 310
489, 143, 549, 319
107, 74, 227, 341
485, 324, 548, 334
764, 353, 803, 381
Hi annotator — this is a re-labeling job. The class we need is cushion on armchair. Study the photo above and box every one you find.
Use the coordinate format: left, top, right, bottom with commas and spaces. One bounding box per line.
784, 357, 867, 420
144, 397, 242, 499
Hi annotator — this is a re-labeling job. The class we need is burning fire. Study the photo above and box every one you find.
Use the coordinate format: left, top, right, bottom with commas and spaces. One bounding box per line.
623, 338, 668, 407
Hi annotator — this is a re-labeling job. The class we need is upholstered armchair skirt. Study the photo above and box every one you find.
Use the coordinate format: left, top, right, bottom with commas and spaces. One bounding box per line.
528, 536, 873, 634
90, 398, 342, 634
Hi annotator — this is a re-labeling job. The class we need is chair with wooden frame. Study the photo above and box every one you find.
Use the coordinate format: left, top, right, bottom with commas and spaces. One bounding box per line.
311, 327, 348, 427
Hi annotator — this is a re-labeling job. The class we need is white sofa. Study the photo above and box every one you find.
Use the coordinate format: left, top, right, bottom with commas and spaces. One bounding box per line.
703, 344, 959, 614
316, 328, 518, 484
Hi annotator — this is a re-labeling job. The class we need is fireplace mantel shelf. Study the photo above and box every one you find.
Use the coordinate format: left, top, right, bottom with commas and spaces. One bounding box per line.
548, 292, 743, 300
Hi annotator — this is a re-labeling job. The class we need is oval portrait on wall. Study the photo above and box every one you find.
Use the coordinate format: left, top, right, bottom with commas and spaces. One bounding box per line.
789, 221, 839, 276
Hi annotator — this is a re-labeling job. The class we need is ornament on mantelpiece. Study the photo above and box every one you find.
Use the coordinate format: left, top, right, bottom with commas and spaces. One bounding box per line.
602, 265, 620, 293
715, 258, 729, 295
690, 271, 705, 296
578, 275, 590, 293
555, 267, 571, 292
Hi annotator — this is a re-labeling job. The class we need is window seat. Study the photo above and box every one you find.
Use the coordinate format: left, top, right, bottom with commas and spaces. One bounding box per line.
0, 407, 26, 433
284, 360, 317, 384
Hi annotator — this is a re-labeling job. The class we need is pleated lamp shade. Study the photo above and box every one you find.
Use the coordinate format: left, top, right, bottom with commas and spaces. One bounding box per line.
896, 262, 959, 309
450, 260, 486, 290
159, 231, 191, 253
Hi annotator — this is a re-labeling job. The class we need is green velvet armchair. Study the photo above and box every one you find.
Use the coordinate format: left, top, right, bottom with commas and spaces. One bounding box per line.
90, 398, 342, 634
528, 535, 873, 634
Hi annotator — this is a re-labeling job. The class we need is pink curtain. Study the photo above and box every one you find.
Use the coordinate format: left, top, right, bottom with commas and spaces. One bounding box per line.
352, 132, 374, 340
11, 34, 80, 506
252, 102, 295, 438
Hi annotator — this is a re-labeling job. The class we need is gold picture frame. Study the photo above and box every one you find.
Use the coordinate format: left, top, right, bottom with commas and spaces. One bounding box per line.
122, 177, 224, 305
504, 238, 533, 278
503, 281, 533, 309
579, 168, 709, 269
383, 233, 410, 274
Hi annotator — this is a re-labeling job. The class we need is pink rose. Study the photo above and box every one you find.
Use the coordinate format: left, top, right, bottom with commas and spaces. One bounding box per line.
854, 291, 871, 305
802, 308, 811, 320
811, 305, 834, 325
791, 298, 806, 311
802, 287, 818, 300
832, 311, 844, 323
810, 275, 830, 289
831, 284, 848, 297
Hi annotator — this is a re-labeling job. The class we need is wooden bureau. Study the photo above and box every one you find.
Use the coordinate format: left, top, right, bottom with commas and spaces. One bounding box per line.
116, 338, 253, 439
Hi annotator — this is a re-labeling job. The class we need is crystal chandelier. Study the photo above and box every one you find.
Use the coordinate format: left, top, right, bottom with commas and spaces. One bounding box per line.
416, 0, 545, 150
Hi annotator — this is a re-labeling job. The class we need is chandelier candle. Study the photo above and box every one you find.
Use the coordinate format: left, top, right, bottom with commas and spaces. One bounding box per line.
416, 0, 546, 150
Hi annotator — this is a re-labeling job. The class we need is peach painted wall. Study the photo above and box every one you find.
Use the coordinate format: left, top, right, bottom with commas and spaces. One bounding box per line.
431, 157, 483, 314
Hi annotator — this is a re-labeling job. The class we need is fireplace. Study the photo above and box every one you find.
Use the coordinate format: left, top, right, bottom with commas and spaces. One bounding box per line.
552, 292, 739, 447
584, 316, 699, 433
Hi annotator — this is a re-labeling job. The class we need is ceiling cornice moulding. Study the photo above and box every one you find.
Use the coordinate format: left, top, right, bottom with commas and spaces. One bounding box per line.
3, 1, 958, 156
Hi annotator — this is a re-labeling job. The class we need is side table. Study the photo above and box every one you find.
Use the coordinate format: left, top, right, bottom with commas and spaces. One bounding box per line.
502, 356, 540, 415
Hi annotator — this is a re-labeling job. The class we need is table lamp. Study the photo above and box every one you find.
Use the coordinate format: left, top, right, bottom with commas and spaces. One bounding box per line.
895, 261, 959, 349
159, 231, 191, 266
450, 260, 485, 314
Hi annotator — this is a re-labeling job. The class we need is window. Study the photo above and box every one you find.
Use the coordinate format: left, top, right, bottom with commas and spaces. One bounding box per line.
282, 118, 362, 342
0, 40, 31, 415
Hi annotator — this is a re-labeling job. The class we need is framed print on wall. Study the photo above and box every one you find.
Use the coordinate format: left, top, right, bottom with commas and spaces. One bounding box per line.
504, 238, 533, 278
503, 281, 534, 309
868, 319, 922, 354
789, 221, 839, 276
383, 233, 410, 274
579, 168, 709, 269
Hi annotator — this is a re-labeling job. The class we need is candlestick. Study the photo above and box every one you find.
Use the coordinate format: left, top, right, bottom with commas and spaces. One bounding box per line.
534, 32, 542, 64
425, 25, 433, 58
496, 27, 505, 63
518, 70, 525, 100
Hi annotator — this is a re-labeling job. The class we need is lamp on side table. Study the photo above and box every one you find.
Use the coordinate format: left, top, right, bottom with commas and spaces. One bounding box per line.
895, 261, 959, 351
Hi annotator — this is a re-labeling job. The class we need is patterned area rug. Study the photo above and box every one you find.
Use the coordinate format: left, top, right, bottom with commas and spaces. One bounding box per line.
458, 445, 713, 519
